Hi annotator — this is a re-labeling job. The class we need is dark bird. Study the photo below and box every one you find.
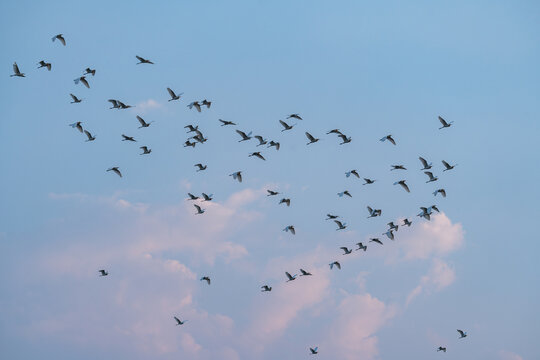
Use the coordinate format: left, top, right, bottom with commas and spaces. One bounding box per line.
107, 167, 122, 178
431, 205, 440, 213
424, 171, 438, 183
140, 146, 151, 155
419, 156, 432, 170
403, 218, 412, 227
356, 242, 367, 251
300, 269, 312, 276
326, 214, 339, 220
201, 99, 212, 108
387, 222, 399, 232
249, 152, 266, 161
345, 170, 360, 178
437, 347, 447, 352
37, 60, 51, 71
334, 220, 347, 230
326, 129, 342, 135
261, 285, 272, 292
83, 67, 96, 76
121, 134, 136, 142
309, 347, 318, 355
174, 317, 186, 325
287, 114, 303, 120
52, 34, 66, 46
267, 141, 280, 150
98, 269, 108, 276
192, 133, 207, 144
267, 190, 280, 196
117, 101, 133, 109
380, 134, 396, 145
254, 136, 267, 146
279, 198, 291, 207
391, 165, 406, 171
367, 206, 382, 218
202, 193, 213, 201
69, 121, 83, 133
188, 101, 201, 112
363, 178, 376, 185
340, 247, 352, 255
74, 76, 90, 88
136, 55, 154, 64
194, 164, 207, 172
108, 99, 120, 109
393, 180, 410, 192
279, 119, 295, 132
137, 115, 153, 128
219, 119, 236, 126
305, 132, 319, 145
283, 225, 295, 235
438, 116, 453, 129
230, 171, 242, 183
236, 130, 253, 142
338, 190, 352, 198
184, 140, 196, 148
187, 193, 199, 200
338, 134, 352, 144
285, 272, 297, 282
442, 160, 456, 171
194, 204, 205, 215
70, 94, 82, 103
184, 124, 199, 133
10, 62, 25, 77
369, 238, 383, 245
84, 130, 96, 142
433, 189, 446, 197
329, 261, 341, 270
167, 87, 183, 101
457, 329, 467, 338
200, 276, 211, 285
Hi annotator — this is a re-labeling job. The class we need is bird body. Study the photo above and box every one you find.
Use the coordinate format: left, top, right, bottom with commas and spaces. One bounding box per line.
219, 119, 236, 126
457, 329, 467, 338
194, 164, 207, 172
346, 170, 360, 178
137, 116, 153, 128
174, 317, 186, 325
383, 229, 395, 240
380, 134, 396, 145
338, 134, 352, 144
338, 190, 352, 198
326, 214, 339, 220
254, 135, 268, 146
442, 160, 456, 171
202, 193, 213, 201
356, 242, 367, 251
391, 165, 406, 171
287, 114, 303, 120
267, 190, 280, 196
279, 120, 295, 131
74, 76, 90, 88
194, 204, 205, 214
236, 130, 253, 142
419, 156, 432, 170
69, 122, 83, 133
433, 189, 446, 197
334, 220, 347, 230
188, 101, 201, 112
367, 206, 382, 218
363, 178, 376, 185
403, 218, 412, 227
268, 141, 280, 150
300, 269, 312, 276
424, 171, 438, 183
136, 55, 154, 64
70, 94, 82, 103
369, 238, 383, 245
122, 134, 136, 142
340, 247, 352, 255
140, 146, 151, 155
279, 198, 291, 207
309, 347, 318, 355
249, 152, 266, 161
83, 67, 96, 76
98, 270, 108, 276
261, 285, 272, 292
84, 130, 96, 141
437, 347, 447, 352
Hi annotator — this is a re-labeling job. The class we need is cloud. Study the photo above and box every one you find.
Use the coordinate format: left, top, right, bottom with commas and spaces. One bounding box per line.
406, 258, 456, 306
499, 350, 523, 360
134, 99, 162, 113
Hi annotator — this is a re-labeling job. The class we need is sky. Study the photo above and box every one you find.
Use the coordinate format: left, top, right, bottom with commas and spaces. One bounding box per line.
0, 0, 539, 359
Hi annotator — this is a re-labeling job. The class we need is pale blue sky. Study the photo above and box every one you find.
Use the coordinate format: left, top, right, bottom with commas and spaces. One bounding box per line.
1, 1, 539, 359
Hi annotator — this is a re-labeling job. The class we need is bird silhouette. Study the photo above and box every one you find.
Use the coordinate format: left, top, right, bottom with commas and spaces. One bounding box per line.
340, 247, 352, 255
236, 130, 253, 142
74, 76, 90, 88
261, 285, 272, 292
200, 276, 211, 285
107, 167, 122, 178
167, 88, 183, 101
122, 134, 136, 142
285, 272, 297, 282
140, 146, 151, 155
356, 242, 367, 251
279, 198, 291, 207
369, 238, 383, 245
194, 164, 207, 172
424, 171, 438, 183
305, 132, 319, 145
334, 220, 347, 230
380, 134, 396, 145
136, 55, 154, 64
267, 190, 280, 196
249, 152, 266, 161
394, 180, 410, 192
300, 269, 312, 276
10, 62, 25, 77
219, 119, 236, 126
345, 170, 360, 178
137, 116, 153, 128
437, 346, 447, 352
391, 165, 406, 171
98, 270, 108, 276
37, 60, 52, 71
309, 347, 318, 354
84, 130, 96, 142
174, 317, 186, 325
70, 94, 82, 103
83, 67, 96, 76
419, 156, 432, 170
287, 114, 303, 120
194, 204, 205, 215
283, 225, 295, 235
438, 116, 453, 129
279, 120, 295, 132
433, 189, 446, 197
229, 171, 242, 183
457, 329, 467, 338
329, 261, 341, 270
52, 34, 66, 46
442, 160, 456, 171
363, 178, 376, 185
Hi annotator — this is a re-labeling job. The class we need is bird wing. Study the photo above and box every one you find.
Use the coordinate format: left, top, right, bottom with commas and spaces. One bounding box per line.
336, 262, 341, 269
136, 116, 146, 125
80, 77, 89, 88
84, 130, 92, 140
237, 173, 242, 182
305, 132, 315, 141
70, 94, 78, 101
113, 169, 122, 177
136, 55, 145, 62
400, 182, 410, 192
425, 171, 434, 179
367, 206, 373, 214
285, 272, 293, 280
194, 204, 202, 212
438, 116, 448, 126
290, 227, 295, 235
334, 220, 343, 227
279, 120, 289, 129
167, 88, 176, 98
442, 160, 450, 168
388, 136, 396, 145
13, 62, 21, 74
419, 157, 428, 167
58, 36, 66, 46
236, 130, 247, 139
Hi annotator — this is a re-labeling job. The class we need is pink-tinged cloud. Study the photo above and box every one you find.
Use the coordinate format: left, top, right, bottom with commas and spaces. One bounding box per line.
406, 258, 456, 306
499, 350, 524, 360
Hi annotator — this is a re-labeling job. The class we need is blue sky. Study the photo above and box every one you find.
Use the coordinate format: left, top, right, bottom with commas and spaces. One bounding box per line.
1, 1, 539, 359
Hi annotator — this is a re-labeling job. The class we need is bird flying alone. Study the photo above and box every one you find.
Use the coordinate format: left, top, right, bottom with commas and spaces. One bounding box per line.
261, 285, 272, 292
380, 134, 396, 145
438, 116, 453, 129
194, 164, 207, 172
174, 317, 186, 326
70, 94, 82, 103
393, 180, 410, 192
437, 347, 447, 352
98, 269, 108, 276
37, 60, 52, 71
136, 55, 154, 64
329, 261, 341, 270
52, 34, 66, 46
200, 276, 211, 285
309, 347, 318, 355
107, 167, 122, 178
279, 198, 291, 207
229, 171, 242, 183
11, 62, 25, 77
457, 329, 467, 338
283, 225, 295, 235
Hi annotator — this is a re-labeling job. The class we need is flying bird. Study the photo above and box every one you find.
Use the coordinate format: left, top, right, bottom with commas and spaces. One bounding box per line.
287, 114, 303, 120
254, 136, 267, 146
136, 55, 154, 64
249, 152, 266, 161
194, 164, 207, 172
383, 229, 395, 240
457, 329, 467, 338
107, 167, 122, 178
98, 270, 108, 276
267, 141, 280, 150
305, 132, 319, 145
267, 190, 280, 196
201, 99, 212, 108
187, 193, 199, 201
117, 101, 132, 109
236, 130, 253, 142
137, 115, 153, 128
279, 198, 291, 207
338, 134, 352, 144
108, 99, 120, 109
74, 76, 90, 88
37, 60, 51, 71
10, 62, 25, 77
424, 171, 438, 183
184, 125, 199, 133
140, 146, 151, 155
340, 247, 352, 255
219, 119, 236, 126
437, 347, 447, 352
300, 269, 312, 276
52, 34, 66, 46
261, 285, 272, 292
309, 347, 318, 355
283, 225, 295, 235
326, 214, 339, 220
393, 180, 410, 192
369, 238, 383, 245
285, 272, 297, 282
391, 165, 406, 171
380, 134, 396, 145
363, 178, 376, 185
345, 170, 360, 178
438, 116, 453, 129
419, 156, 432, 170
84, 130, 96, 142
187, 101, 201, 112
367, 206, 382, 218
83, 67, 96, 76
121, 134, 136, 142
70, 94, 82, 103
417, 207, 432, 220
442, 160, 456, 171
334, 220, 347, 230
200, 276, 211, 285
279, 119, 295, 132
329, 261, 341, 270
167, 88, 183, 101
403, 218, 412, 227
174, 317, 186, 325
69, 122, 83, 133
338, 190, 352, 198
194, 204, 205, 215
433, 189, 446, 197
326, 129, 342, 135
230, 171, 242, 183
388, 222, 399, 232
202, 193, 213, 201
184, 140, 196, 148
356, 242, 367, 251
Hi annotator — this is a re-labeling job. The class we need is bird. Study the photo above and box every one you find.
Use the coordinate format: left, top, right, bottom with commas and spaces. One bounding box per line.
285, 272, 297, 282
363, 178, 376, 185
305, 132, 319, 145
417, 207, 432, 220
187, 101, 201, 112
367, 206, 382, 218
457, 329, 467, 338
192, 133, 208, 144
249, 152, 266, 161
391, 165, 406, 171
419, 156, 432, 170
388, 222, 399, 232
279, 198, 291, 207
69, 122, 83, 133
187, 193, 199, 201
184, 140, 196, 148
356, 242, 367, 251
338, 134, 352, 144
201, 99, 212, 108
98, 270, 108, 276
345, 170, 360, 178
202, 193, 213, 201
261, 285, 272, 292
287, 114, 303, 120
136, 115, 153, 128
267, 190, 280, 196
200, 276, 211, 285
338, 190, 352, 198
279, 119, 295, 131
442, 160, 456, 171
136, 55, 154, 64
121, 134, 136, 142
194, 164, 207, 172
70, 94, 82, 103
326, 129, 342, 135
380, 134, 396, 145
300, 269, 312, 276
107, 167, 122, 178
329, 261, 341, 270
334, 220, 347, 230
167, 88, 183, 101
431, 205, 440, 213
433, 189, 446, 197
437, 347, 447, 352
84, 130, 96, 142
37, 60, 51, 71
117, 101, 133, 109
184, 125, 199, 133
254, 136, 268, 146
219, 119, 236, 126
340, 247, 352, 255
51, 34, 66, 46
10, 62, 25, 77
393, 180, 410, 193
74, 76, 90, 88
424, 171, 438, 183
236, 130, 253, 142
383, 229, 395, 240
174, 317, 186, 325
283, 225, 295, 235
83, 67, 96, 76
194, 204, 205, 215
267, 141, 280, 150
403, 218, 412, 227
326, 214, 339, 220
369, 238, 383, 245
108, 99, 120, 109
140, 146, 151, 155
230, 171, 242, 183
438, 116, 453, 129
309, 347, 318, 355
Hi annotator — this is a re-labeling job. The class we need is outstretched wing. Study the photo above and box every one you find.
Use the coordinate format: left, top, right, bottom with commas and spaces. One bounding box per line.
167, 87, 176, 98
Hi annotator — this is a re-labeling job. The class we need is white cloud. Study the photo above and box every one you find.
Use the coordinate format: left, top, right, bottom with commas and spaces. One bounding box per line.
134, 99, 163, 113
406, 258, 456, 306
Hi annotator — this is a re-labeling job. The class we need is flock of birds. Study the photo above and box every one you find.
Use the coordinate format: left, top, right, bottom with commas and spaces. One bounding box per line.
11, 33, 468, 356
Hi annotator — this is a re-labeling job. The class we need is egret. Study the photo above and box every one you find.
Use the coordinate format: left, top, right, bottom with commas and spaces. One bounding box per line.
11, 62, 25, 77
98, 270, 108, 276
345, 170, 360, 178
279, 119, 295, 131
394, 180, 410, 192
194, 204, 205, 215
249, 152, 266, 161
167, 88, 183, 101
230, 171, 242, 183
70, 94, 82, 103
356, 242, 367, 251
200, 276, 211, 285
84, 130, 96, 142
442, 160, 456, 171
219, 119, 236, 126
236, 130, 253, 142
334, 220, 347, 230
283, 225, 295, 235
424, 171, 438, 183
285, 272, 297, 282
433, 189, 446, 197
194, 164, 207, 172
137, 116, 153, 128
340, 247, 352, 255
261, 285, 272, 292
279, 198, 291, 207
